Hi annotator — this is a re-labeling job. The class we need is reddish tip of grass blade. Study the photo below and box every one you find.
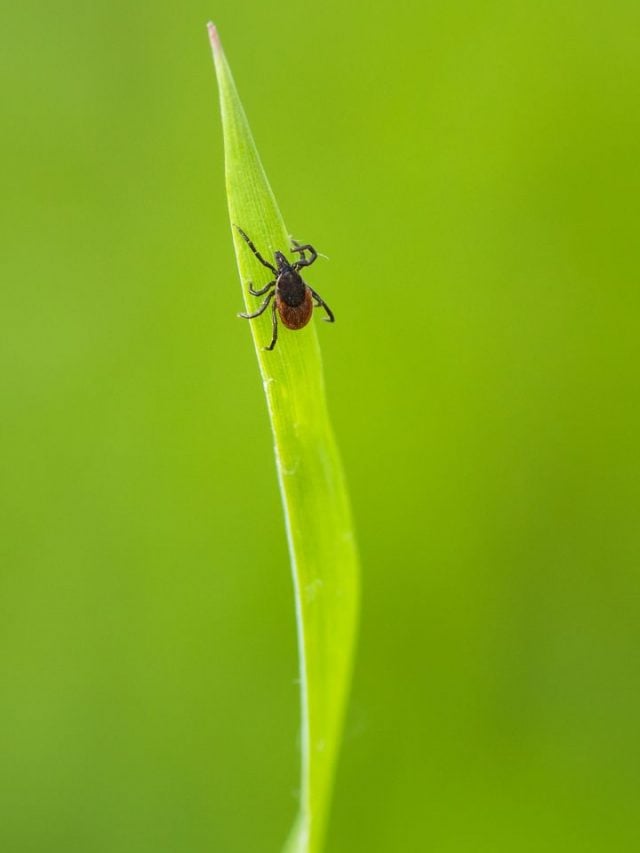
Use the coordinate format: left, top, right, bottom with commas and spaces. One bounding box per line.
207, 22, 221, 55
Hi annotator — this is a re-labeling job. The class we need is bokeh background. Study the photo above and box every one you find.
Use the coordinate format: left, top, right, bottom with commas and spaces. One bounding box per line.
2, 1, 639, 851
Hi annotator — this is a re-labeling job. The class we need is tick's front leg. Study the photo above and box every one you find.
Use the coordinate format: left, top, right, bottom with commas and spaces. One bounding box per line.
291, 241, 318, 268
234, 225, 277, 274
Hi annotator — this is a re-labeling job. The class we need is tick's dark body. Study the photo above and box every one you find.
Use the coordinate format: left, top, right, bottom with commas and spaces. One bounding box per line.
235, 226, 334, 350
276, 268, 313, 329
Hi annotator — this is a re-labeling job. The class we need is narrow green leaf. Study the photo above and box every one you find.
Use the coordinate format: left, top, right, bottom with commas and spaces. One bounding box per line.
207, 24, 360, 853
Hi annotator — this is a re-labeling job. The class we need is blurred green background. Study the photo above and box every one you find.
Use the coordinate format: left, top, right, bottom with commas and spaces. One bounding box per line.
2, 1, 639, 851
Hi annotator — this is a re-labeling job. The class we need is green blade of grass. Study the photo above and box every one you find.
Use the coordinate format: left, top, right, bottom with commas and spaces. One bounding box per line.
207, 24, 360, 853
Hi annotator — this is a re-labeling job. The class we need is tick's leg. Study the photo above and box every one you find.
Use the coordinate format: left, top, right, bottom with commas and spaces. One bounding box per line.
264, 299, 279, 350
248, 279, 275, 296
238, 290, 275, 319
310, 288, 335, 322
291, 242, 318, 268
291, 239, 307, 262
234, 225, 277, 274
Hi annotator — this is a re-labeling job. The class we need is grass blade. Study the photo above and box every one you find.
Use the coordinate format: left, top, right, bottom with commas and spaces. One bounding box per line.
207, 24, 360, 853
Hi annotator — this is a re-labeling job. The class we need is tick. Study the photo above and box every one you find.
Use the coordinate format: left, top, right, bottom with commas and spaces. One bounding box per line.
235, 225, 334, 351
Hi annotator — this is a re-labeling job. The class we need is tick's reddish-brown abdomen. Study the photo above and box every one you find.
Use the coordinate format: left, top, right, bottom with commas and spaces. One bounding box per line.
276, 288, 313, 330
